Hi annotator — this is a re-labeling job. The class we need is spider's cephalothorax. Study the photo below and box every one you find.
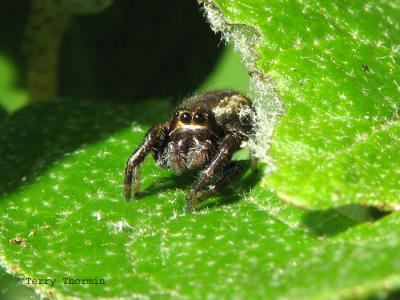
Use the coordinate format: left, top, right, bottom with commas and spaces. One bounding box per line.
124, 90, 255, 211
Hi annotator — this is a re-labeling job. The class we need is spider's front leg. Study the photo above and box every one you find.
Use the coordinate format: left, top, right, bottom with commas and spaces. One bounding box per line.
124, 124, 167, 200
185, 133, 243, 211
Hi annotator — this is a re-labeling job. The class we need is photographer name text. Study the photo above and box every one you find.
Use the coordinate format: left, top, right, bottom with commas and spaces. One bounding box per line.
17, 274, 105, 287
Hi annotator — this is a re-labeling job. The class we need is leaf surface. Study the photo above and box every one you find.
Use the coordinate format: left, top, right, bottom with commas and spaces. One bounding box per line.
207, 0, 400, 209
0, 98, 399, 299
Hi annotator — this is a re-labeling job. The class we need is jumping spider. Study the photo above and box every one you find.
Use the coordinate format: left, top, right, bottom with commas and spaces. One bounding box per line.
124, 90, 255, 211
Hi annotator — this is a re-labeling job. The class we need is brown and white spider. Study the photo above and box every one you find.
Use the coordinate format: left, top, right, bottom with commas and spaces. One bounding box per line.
124, 90, 255, 211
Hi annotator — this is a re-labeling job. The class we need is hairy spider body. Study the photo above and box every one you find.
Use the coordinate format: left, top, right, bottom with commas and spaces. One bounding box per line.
124, 90, 254, 211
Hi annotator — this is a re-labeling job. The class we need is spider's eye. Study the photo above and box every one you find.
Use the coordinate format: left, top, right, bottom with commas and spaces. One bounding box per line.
174, 111, 180, 117
181, 112, 192, 123
194, 113, 205, 124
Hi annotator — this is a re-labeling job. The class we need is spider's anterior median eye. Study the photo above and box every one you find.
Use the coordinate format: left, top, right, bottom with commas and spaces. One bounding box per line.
194, 113, 205, 124
181, 112, 192, 123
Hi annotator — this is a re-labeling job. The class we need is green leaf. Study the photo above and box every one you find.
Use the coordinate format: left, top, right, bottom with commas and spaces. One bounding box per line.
0, 92, 399, 299
1, 105, 400, 298
203, 0, 400, 209
128, 207, 400, 300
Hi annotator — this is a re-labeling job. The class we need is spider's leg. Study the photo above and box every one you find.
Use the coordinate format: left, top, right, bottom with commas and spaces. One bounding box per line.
124, 124, 167, 200
186, 133, 242, 207
185, 161, 243, 211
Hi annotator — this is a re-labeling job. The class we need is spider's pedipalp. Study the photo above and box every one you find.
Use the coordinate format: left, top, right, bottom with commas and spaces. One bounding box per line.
186, 138, 213, 169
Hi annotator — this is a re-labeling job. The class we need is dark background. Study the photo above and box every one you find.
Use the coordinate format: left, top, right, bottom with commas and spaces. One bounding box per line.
0, 0, 223, 105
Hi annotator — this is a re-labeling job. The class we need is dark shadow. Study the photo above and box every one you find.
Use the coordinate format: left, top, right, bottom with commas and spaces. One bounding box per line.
139, 162, 261, 210
138, 172, 195, 199
0, 106, 7, 121
368, 289, 400, 300
302, 204, 391, 237
200, 166, 262, 210
368, 206, 391, 220
0, 99, 171, 199
0, 267, 37, 300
